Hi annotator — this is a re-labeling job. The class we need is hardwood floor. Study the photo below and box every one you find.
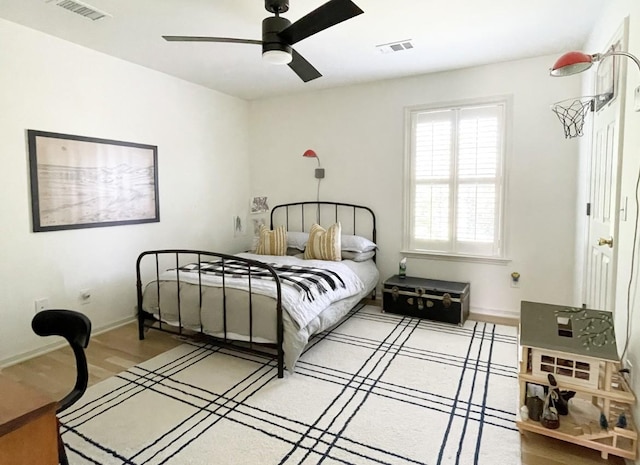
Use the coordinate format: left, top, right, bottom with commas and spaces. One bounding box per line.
0, 320, 626, 465
1, 322, 183, 401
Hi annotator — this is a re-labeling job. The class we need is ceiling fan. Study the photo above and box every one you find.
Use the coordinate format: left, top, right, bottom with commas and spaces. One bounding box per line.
162, 0, 363, 83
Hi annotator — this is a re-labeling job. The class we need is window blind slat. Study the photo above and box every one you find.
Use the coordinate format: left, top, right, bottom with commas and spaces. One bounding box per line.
414, 184, 449, 241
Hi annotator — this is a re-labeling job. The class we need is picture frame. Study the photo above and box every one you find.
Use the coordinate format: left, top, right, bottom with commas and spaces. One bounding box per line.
250, 196, 269, 214
28, 130, 159, 232
252, 217, 266, 235
233, 215, 246, 237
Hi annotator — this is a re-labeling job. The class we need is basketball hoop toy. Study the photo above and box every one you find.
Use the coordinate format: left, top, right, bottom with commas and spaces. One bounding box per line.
549, 46, 640, 139
550, 97, 595, 139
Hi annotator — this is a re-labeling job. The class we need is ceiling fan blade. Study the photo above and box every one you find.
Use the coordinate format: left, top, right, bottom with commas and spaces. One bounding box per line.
278, 0, 363, 45
288, 49, 322, 82
163, 36, 262, 45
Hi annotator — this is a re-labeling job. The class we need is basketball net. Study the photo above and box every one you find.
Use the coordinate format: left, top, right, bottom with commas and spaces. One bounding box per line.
551, 97, 595, 139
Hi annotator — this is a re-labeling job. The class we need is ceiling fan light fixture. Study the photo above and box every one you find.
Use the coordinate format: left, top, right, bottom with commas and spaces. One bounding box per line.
263, 49, 292, 65
262, 15, 293, 65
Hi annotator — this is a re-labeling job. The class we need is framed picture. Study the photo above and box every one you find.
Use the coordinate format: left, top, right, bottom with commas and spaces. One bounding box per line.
250, 196, 269, 214
252, 217, 266, 235
28, 130, 159, 232
233, 215, 246, 237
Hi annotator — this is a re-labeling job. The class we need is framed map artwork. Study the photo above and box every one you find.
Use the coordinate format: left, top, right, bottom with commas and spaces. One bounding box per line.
28, 130, 159, 232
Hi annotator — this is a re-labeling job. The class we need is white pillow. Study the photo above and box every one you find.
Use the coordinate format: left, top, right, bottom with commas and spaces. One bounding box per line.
341, 250, 376, 262
341, 234, 377, 253
287, 230, 377, 254
287, 231, 309, 251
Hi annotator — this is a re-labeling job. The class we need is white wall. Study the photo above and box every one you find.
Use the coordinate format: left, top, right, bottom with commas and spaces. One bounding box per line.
249, 56, 582, 317
0, 18, 253, 365
581, 3, 640, 463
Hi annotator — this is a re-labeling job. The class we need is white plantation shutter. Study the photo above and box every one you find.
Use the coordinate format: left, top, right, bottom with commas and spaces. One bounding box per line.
407, 102, 505, 257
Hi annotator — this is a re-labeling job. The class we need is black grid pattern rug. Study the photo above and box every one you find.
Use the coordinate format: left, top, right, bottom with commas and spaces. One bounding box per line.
61, 305, 520, 464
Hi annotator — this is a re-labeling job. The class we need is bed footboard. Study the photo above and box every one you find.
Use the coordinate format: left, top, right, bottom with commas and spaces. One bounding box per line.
136, 249, 285, 378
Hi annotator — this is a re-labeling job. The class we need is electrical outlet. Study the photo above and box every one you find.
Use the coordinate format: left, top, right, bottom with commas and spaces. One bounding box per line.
79, 289, 91, 305
34, 298, 49, 313
510, 272, 521, 288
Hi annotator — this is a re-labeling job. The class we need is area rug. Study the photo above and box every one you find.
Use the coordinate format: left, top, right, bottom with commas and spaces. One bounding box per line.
60, 305, 521, 465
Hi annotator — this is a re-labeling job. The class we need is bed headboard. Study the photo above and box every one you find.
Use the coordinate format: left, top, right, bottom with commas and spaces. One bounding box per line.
270, 201, 376, 246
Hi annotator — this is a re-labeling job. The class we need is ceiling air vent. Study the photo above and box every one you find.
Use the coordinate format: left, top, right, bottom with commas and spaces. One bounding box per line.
44, 0, 111, 21
376, 39, 414, 54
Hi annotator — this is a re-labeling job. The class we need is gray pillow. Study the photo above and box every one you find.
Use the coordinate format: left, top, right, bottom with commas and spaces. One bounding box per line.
341, 250, 376, 262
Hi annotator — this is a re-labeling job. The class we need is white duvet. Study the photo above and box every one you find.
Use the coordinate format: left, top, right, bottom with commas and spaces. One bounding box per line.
160, 253, 365, 331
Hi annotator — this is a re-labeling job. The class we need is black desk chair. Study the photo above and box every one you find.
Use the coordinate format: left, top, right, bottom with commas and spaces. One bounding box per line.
32, 309, 92, 465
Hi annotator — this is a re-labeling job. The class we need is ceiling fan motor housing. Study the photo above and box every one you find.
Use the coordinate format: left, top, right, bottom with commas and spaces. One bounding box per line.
262, 16, 292, 55
265, 0, 289, 14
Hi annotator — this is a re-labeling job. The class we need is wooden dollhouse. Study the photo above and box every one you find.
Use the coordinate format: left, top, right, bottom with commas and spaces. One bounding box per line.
517, 301, 637, 460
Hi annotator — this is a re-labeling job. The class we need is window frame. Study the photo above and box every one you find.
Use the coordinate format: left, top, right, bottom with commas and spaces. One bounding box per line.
402, 96, 511, 261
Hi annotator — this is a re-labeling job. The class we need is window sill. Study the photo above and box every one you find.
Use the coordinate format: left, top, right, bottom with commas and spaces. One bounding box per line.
400, 250, 511, 265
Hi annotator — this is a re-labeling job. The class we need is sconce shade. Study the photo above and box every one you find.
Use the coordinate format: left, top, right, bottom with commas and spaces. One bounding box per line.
303, 149, 322, 177
550, 51, 595, 76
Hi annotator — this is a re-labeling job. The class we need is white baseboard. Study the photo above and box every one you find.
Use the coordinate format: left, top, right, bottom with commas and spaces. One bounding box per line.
91, 316, 137, 337
470, 306, 519, 320
0, 315, 136, 369
367, 296, 519, 321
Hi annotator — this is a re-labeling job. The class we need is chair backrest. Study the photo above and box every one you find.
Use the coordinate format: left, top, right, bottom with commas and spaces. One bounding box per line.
32, 309, 92, 413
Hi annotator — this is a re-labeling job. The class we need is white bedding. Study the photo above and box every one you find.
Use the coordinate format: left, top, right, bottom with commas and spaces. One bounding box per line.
235, 253, 364, 329
142, 253, 379, 372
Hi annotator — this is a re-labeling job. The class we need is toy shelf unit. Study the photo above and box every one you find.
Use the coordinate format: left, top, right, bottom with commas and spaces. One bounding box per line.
516, 301, 637, 460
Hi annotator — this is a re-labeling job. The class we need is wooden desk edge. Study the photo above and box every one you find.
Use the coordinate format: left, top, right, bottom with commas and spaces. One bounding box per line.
0, 375, 58, 437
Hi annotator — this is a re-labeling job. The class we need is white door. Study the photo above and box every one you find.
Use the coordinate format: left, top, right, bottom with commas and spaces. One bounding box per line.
582, 28, 627, 311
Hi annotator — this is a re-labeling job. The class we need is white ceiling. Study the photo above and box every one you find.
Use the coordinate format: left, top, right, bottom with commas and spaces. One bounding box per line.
0, 0, 607, 100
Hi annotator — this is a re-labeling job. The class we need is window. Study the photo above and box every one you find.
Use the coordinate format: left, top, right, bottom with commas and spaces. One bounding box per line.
404, 100, 507, 258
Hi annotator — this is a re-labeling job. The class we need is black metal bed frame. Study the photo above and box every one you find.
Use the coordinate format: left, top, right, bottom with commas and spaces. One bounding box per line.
136, 250, 285, 376
136, 201, 376, 378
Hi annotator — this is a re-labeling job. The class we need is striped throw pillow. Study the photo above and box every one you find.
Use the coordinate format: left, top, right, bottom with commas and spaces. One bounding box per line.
255, 225, 286, 256
304, 222, 342, 261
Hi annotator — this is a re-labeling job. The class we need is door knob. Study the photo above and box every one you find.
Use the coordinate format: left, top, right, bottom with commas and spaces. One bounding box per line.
597, 237, 614, 248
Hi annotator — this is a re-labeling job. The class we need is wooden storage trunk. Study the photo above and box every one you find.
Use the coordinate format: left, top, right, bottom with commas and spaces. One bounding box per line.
382, 275, 470, 325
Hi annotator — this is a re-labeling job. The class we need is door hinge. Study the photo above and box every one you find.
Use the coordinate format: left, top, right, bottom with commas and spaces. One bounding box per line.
586, 203, 591, 216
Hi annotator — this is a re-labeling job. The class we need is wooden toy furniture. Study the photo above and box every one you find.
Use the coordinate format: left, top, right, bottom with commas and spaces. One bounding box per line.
517, 301, 637, 460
